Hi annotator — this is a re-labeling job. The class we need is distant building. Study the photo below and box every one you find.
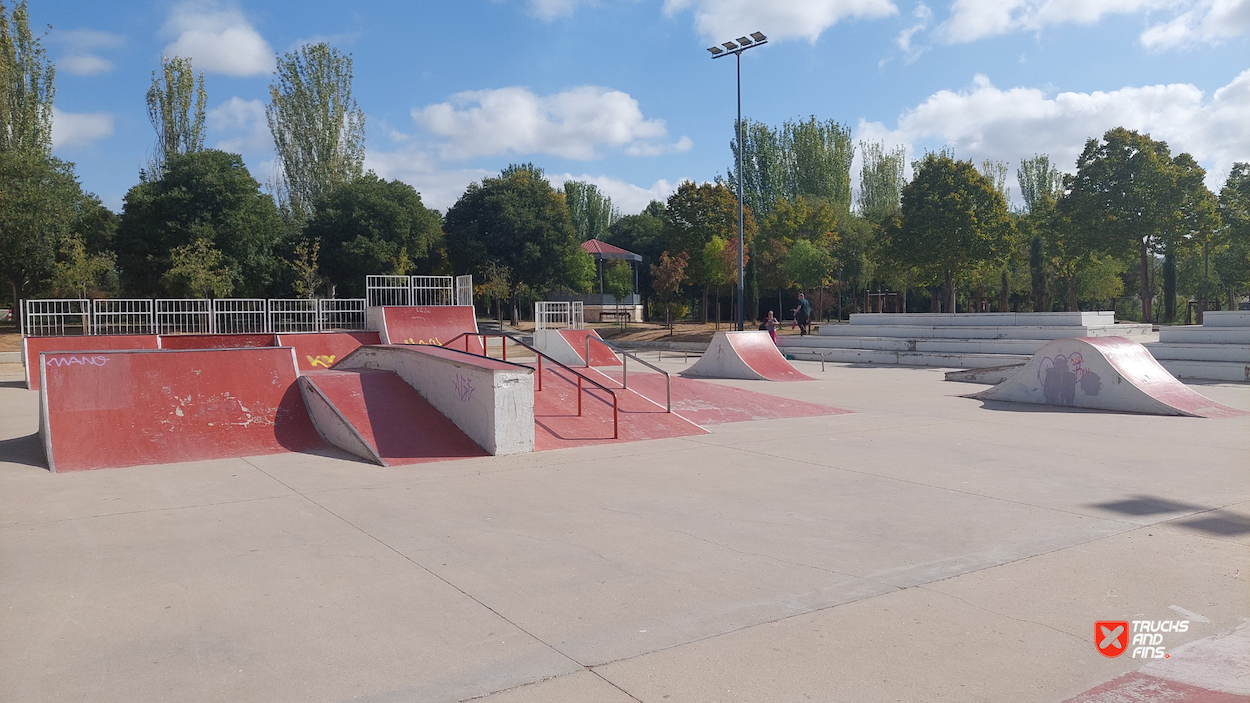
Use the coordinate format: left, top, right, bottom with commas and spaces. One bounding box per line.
549, 239, 643, 322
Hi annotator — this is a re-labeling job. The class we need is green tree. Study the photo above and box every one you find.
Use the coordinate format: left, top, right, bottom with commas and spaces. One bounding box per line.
606, 200, 664, 300
116, 149, 284, 297
895, 152, 1014, 312
858, 141, 907, 222
662, 181, 755, 323
758, 196, 838, 316
649, 250, 688, 333
289, 239, 323, 299
145, 56, 206, 179
47, 235, 116, 298
1167, 153, 1219, 322
728, 118, 786, 220
0, 0, 54, 155
160, 238, 234, 298
0, 150, 82, 311
444, 163, 593, 321
303, 172, 443, 297
602, 259, 633, 329
782, 117, 854, 210
1017, 155, 1064, 311
563, 180, 617, 242
1215, 163, 1250, 314
267, 42, 365, 222
1065, 128, 1180, 323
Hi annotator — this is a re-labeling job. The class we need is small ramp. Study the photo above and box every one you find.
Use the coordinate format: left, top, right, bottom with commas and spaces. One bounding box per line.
683, 331, 814, 382
299, 369, 488, 465
534, 329, 622, 367
379, 306, 483, 354
277, 331, 381, 371
970, 336, 1247, 418
39, 347, 323, 472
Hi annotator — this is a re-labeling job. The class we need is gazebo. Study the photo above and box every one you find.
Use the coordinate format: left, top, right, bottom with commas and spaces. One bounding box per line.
576, 239, 643, 323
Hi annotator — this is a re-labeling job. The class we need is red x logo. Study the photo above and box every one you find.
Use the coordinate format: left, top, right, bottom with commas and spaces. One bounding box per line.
1096, 621, 1129, 657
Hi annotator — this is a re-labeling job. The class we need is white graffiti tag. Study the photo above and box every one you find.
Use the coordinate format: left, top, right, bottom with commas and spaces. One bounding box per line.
45, 355, 109, 367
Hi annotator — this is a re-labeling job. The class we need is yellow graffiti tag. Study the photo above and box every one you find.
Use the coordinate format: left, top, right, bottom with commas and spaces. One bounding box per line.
307, 354, 336, 368
402, 337, 440, 346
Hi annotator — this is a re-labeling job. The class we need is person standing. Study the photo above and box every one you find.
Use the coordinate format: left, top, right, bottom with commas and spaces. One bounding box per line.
764, 311, 779, 344
792, 293, 812, 336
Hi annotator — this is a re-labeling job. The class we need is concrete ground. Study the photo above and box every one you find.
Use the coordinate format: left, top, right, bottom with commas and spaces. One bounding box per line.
1, 358, 1247, 703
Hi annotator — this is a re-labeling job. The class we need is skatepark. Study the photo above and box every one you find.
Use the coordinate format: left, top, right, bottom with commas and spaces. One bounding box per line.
1, 289, 1248, 702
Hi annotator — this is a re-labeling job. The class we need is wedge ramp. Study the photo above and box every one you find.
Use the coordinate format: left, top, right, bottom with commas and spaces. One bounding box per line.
970, 336, 1246, 418
683, 331, 814, 382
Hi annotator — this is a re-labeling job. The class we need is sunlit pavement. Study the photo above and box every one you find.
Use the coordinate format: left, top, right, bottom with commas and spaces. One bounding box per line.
1, 359, 1247, 702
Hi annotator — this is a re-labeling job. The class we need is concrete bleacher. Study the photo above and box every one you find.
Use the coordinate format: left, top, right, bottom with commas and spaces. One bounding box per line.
1146, 311, 1250, 382
778, 312, 1154, 369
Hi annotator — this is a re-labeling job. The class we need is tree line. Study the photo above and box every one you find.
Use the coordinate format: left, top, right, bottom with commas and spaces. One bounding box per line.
2, 0, 1247, 328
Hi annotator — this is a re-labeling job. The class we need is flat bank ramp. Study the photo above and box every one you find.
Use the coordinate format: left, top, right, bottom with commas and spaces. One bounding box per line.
971, 336, 1247, 418
299, 369, 488, 466
683, 331, 814, 382
39, 347, 322, 472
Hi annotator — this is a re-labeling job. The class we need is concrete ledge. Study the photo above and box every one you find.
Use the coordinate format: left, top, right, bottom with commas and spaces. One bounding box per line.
819, 324, 1154, 340
0, 351, 19, 363
781, 347, 1032, 369
848, 312, 1115, 327
336, 345, 535, 456
1158, 328, 1250, 344
1156, 359, 1250, 383
1144, 343, 1250, 363
1203, 311, 1250, 327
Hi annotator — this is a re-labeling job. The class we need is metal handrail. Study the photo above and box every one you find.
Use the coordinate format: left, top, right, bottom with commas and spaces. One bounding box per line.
445, 332, 618, 439
585, 334, 671, 413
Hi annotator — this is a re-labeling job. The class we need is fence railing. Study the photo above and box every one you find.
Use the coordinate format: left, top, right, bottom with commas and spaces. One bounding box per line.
24, 298, 370, 337
535, 301, 585, 332
365, 274, 473, 308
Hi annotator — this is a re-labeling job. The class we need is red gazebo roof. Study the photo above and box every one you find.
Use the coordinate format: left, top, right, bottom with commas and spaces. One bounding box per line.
581, 239, 642, 262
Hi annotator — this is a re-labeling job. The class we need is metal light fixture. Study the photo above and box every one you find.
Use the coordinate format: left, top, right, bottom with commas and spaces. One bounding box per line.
707, 31, 768, 331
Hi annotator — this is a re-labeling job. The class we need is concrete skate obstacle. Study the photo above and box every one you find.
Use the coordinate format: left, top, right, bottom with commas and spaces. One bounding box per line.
683, 331, 813, 382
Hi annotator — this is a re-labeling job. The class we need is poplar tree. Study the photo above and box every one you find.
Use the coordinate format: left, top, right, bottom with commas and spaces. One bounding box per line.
145, 56, 206, 179
858, 140, 906, 222
563, 180, 618, 241
266, 43, 365, 222
0, 0, 54, 154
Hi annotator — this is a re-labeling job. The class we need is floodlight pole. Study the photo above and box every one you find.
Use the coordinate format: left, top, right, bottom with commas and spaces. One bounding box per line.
710, 33, 767, 331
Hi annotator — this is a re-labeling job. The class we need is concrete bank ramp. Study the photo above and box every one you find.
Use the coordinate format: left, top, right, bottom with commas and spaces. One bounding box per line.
298, 369, 489, 466
970, 336, 1247, 418
683, 331, 814, 382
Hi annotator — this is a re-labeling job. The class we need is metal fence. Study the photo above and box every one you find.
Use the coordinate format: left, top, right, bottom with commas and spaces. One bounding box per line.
93, 299, 154, 335
365, 275, 473, 308
535, 301, 585, 332
24, 298, 370, 336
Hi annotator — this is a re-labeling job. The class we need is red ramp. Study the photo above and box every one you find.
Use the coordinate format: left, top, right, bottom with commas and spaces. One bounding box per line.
683, 331, 814, 382
23, 335, 159, 391
379, 306, 483, 354
299, 369, 488, 465
971, 336, 1247, 418
39, 347, 323, 472
277, 332, 381, 371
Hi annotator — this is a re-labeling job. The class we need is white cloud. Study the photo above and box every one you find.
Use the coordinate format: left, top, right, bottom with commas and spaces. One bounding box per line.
856, 71, 1250, 195
664, 0, 897, 43
364, 148, 493, 212
935, 0, 1250, 46
160, 3, 273, 77
59, 55, 113, 76
51, 108, 114, 148
896, 3, 934, 60
208, 97, 271, 153
52, 28, 124, 76
497, 0, 598, 20
551, 173, 682, 214
1141, 0, 1250, 49
413, 86, 687, 161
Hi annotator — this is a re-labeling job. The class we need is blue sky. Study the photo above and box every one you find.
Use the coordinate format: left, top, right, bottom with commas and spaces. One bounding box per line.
42, 0, 1250, 214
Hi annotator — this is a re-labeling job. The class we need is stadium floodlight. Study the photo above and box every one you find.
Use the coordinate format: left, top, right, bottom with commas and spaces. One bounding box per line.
708, 31, 769, 331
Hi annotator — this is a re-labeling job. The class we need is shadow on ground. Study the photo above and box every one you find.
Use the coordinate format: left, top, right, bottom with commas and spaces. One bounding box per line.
0, 433, 46, 469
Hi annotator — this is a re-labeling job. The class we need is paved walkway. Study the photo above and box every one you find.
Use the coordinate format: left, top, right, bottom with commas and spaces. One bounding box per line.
1, 360, 1247, 702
